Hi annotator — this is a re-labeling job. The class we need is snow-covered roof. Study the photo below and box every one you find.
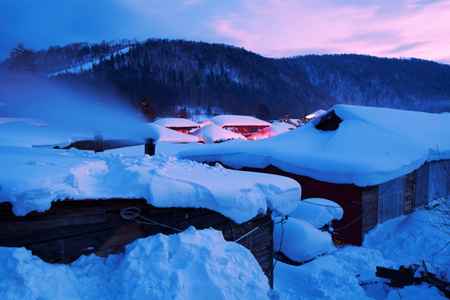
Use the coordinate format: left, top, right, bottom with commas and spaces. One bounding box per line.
210, 115, 271, 127
0, 146, 300, 222
146, 123, 200, 143
191, 124, 245, 144
306, 109, 326, 120
178, 105, 450, 186
153, 118, 200, 128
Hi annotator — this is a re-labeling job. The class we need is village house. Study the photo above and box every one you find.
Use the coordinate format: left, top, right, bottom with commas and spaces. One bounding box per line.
209, 115, 272, 139
153, 117, 200, 134
178, 105, 450, 245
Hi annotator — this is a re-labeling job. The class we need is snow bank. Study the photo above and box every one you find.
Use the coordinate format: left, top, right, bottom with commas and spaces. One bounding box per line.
273, 203, 450, 299
191, 124, 245, 143
0, 227, 270, 300
0, 146, 300, 222
290, 198, 344, 229
363, 206, 450, 267
179, 105, 450, 186
273, 217, 333, 263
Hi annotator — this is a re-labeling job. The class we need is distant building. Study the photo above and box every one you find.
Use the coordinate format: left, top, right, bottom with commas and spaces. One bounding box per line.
305, 109, 326, 122
153, 118, 200, 134
209, 115, 272, 139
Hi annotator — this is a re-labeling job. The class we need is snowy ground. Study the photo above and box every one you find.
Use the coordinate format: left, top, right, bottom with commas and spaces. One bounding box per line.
1, 101, 449, 299
1, 202, 449, 299
1, 142, 448, 299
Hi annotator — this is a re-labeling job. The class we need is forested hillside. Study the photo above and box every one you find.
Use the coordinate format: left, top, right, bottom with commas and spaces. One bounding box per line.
2, 39, 449, 118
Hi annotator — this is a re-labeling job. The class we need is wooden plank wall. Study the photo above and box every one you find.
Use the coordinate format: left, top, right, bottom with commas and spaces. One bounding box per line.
404, 171, 416, 215
361, 186, 378, 237
241, 165, 364, 246
0, 199, 273, 287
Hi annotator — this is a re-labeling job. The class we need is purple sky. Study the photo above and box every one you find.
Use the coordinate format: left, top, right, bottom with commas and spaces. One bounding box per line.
1, 0, 449, 64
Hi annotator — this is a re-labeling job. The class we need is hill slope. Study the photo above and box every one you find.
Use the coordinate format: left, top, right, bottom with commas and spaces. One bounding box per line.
2, 39, 450, 117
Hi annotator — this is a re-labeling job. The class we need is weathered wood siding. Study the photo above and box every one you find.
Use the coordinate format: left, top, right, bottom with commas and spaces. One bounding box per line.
415, 163, 430, 207
0, 198, 273, 286
403, 170, 416, 215
361, 186, 378, 237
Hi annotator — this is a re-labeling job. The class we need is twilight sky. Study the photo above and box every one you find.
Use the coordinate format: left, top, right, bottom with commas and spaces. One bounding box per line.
1, 0, 449, 64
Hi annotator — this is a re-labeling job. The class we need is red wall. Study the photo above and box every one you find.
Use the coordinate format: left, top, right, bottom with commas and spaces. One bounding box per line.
242, 166, 364, 245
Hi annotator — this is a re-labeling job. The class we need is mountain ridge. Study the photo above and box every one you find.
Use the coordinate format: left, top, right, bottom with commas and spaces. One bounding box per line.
2, 38, 449, 118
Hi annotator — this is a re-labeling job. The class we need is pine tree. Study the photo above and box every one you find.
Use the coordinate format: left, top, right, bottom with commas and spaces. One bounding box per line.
7, 43, 37, 74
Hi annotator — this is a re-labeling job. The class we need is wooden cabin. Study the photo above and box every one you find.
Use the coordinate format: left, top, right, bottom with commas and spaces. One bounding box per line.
0, 198, 274, 286
241, 160, 448, 246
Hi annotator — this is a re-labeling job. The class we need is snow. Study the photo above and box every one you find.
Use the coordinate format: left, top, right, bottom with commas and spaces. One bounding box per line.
178, 105, 450, 186
144, 123, 200, 143
0, 227, 270, 300
49, 47, 131, 76
272, 198, 342, 264
191, 124, 245, 144
209, 115, 272, 127
269, 122, 296, 135
153, 117, 200, 129
2, 100, 450, 299
0, 146, 300, 222
290, 198, 344, 229
272, 204, 450, 299
273, 216, 333, 263
306, 109, 326, 120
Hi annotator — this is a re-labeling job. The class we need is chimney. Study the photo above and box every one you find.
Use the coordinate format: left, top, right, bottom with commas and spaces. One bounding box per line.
145, 138, 156, 156
94, 134, 104, 153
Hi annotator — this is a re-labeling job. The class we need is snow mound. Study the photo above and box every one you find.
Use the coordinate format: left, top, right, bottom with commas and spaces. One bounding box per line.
0, 227, 270, 300
192, 124, 245, 144
363, 206, 450, 267
290, 198, 343, 229
273, 216, 333, 263
0, 146, 300, 223
145, 123, 200, 143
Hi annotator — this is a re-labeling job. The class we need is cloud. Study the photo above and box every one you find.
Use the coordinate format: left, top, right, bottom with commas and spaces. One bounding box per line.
209, 16, 260, 49
0, 0, 448, 64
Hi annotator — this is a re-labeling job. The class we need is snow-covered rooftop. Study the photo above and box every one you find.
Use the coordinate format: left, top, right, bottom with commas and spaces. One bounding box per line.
209, 115, 271, 127
191, 124, 245, 144
178, 105, 450, 186
153, 118, 200, 128
146, 123, 200, 143
0, 146, 300, 222
306, 109, 326, 120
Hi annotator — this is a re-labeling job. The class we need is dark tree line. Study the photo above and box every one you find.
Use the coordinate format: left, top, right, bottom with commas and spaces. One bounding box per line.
2, 39, 449, 118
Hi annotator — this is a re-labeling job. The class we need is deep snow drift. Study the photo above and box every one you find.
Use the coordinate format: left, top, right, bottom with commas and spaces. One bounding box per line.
178, 105, 450, 186
0, 146, 300, 222
0, 227, 270, 300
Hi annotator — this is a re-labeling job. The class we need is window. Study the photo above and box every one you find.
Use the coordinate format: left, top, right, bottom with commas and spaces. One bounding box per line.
378, 176, 406, 223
